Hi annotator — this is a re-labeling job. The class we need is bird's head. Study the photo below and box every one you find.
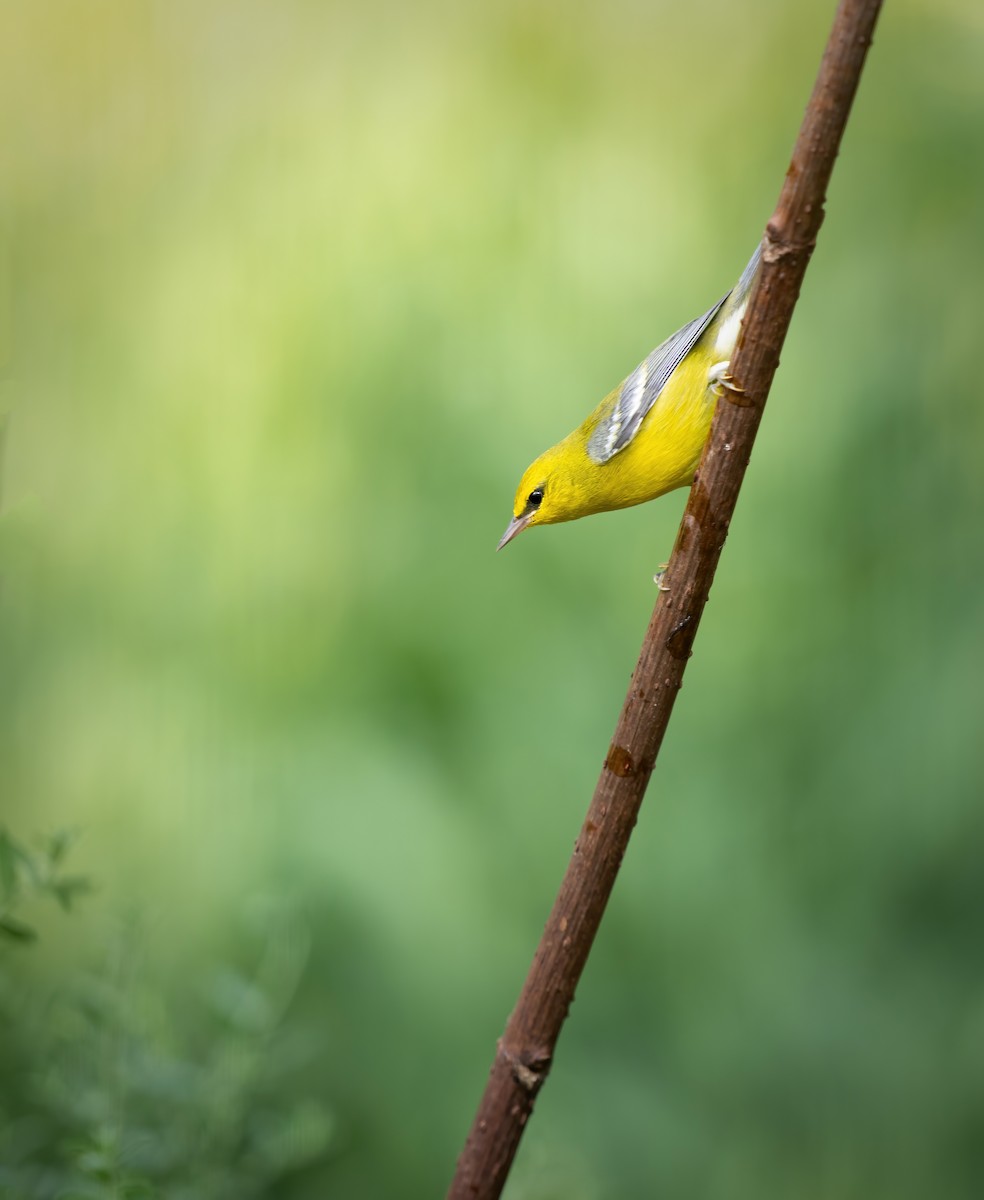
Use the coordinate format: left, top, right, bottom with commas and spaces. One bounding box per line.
497, 442, 586, 550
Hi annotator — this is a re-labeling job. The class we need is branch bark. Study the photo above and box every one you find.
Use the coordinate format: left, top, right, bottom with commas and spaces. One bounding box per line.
449, 1, 884, 1195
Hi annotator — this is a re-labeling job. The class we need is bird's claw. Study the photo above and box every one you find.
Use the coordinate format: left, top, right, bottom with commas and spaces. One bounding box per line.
709, 361, 745, 400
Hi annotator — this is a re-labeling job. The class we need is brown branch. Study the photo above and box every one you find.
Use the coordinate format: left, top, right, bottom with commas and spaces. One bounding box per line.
448, 1, 884, 1195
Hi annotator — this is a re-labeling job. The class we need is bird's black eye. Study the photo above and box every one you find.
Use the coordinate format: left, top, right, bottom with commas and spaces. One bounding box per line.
527, 488, 544, 509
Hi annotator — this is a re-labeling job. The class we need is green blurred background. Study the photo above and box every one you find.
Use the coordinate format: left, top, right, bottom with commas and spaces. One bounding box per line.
2, 1, 984, 1196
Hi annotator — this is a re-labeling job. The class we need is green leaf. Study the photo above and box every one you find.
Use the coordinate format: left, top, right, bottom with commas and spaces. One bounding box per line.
14, 839, 42, 888
45, 828, 79, 866
0, 830, 19, 900
51, 875, 94, 912
0, 912, 38, 943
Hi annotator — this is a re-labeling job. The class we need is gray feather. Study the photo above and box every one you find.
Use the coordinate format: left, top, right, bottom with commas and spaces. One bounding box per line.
586, 245, 762, 465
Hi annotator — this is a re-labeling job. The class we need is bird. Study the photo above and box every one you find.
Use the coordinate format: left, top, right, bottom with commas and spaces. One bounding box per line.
497, 245, 762, 551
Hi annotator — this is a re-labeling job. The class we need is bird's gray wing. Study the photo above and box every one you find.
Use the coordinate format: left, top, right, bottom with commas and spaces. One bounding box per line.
586, 294, 728, 465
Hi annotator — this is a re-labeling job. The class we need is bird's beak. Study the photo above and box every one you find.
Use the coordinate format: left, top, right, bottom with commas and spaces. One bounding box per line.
497, 511, 532, 551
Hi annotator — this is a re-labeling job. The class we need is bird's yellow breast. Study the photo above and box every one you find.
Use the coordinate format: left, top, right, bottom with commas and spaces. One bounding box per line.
577, 340, 720, 514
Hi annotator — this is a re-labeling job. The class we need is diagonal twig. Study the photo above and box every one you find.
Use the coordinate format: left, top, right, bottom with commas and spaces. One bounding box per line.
449, 1, 885, 1195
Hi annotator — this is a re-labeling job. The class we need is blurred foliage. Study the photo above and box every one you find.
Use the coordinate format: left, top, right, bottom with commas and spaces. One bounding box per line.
2, 0, 984, 1196
0, 828, 92, 943
0, 884, 332, 1198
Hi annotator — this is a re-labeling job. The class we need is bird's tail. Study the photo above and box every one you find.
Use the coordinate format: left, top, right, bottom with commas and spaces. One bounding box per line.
728, 243, 763, 314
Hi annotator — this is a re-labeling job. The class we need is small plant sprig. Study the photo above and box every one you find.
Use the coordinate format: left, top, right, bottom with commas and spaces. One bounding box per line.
0, 826, 93, 944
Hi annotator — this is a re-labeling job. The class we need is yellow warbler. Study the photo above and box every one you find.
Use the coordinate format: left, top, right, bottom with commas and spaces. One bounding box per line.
498, 246, 761, 550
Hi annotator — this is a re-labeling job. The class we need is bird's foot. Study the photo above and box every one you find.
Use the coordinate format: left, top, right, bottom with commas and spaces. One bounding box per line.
709, 361, 744, 399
